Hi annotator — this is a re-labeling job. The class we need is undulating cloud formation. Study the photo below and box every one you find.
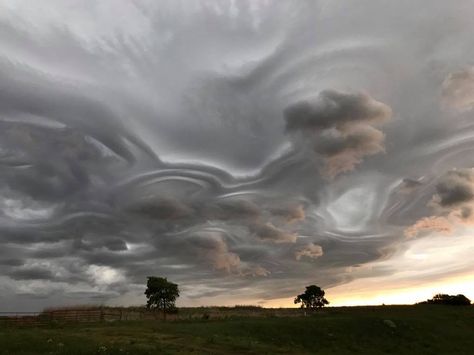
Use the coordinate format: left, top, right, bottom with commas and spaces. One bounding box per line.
405, 168, 474, 237
284, 90, 392, 177
1, 0, 474, 310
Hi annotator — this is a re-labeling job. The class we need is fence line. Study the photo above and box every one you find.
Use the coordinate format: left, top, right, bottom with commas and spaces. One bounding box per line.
0, 307, 307, 327
0, 308, 167, 327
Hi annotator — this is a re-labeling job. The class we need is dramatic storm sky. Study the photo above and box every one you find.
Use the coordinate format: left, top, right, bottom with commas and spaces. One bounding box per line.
1, 1, 474, 311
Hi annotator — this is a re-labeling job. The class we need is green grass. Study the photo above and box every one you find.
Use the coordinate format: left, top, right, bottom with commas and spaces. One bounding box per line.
1, 305, 473, 354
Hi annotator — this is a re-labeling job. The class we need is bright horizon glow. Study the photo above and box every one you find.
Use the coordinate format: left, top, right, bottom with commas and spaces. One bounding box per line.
327, 272, 474, 307
256, 272, 474, 308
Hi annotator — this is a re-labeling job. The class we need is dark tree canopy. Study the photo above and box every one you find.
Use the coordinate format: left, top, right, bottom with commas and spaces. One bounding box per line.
294, 285, 329, 309
145, 276, 179, 313
418, 293, 471, 306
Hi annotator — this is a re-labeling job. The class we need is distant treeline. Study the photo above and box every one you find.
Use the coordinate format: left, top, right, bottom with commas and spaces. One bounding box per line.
417, 294, 471, 306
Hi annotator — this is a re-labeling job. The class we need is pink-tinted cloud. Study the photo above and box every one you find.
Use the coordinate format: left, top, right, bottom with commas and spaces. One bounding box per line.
295, 243, 323, 260
405, 169, 474, 237
270, 204, 305, 223
442, 67, 474, 111
404, 216, 454, 238
252, 223, 298, 244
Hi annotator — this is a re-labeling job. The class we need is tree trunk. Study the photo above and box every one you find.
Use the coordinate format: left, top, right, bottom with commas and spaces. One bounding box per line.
163, 300, 166, 321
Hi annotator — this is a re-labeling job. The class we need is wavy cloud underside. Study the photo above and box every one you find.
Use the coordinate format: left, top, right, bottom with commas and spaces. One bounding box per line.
1, 0, 474, 310
405, 169, 474, 237
284, 90, 392, 177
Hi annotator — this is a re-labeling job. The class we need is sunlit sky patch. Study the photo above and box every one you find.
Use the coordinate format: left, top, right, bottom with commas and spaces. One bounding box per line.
1, 1, 474, 311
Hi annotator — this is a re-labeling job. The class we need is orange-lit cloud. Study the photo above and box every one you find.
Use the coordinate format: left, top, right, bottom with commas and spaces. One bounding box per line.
295, 243, 323, 260
405, 169, 474, 237
404, 216, 453, 238
442, 67, 474, 111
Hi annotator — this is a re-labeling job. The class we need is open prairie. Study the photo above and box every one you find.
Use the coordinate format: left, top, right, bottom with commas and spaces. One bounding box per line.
1, 305, 473, 355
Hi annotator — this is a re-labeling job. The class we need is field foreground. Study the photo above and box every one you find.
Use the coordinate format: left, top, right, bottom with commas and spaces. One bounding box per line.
1, 305, 473, 354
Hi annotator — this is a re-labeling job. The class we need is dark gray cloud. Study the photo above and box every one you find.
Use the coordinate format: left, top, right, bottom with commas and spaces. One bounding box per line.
269, 204, 305, 223
284, 90, 391, 132
0, 258, 25, 267
9, 267, 55, 281
0, 0, 474, 310
205, 199, 261, 222
399, 178, 423, 194
128, 197, 195, 220
284, 90, 391, 177
251, 222, 297, 244
433, 169, 474, 207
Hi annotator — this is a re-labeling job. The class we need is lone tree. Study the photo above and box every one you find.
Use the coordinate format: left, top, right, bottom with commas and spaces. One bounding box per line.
145, 276, 179, 319
294, 285, 329, 310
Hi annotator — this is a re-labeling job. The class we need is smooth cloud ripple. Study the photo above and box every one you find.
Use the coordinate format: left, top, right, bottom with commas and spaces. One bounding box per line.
1, 0, 474, 310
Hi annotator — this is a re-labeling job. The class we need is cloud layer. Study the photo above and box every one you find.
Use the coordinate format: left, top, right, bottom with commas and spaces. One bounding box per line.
1, 0, 474, 310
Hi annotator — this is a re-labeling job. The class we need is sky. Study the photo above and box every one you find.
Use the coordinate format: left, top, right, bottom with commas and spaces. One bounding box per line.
1, 0, 474, 311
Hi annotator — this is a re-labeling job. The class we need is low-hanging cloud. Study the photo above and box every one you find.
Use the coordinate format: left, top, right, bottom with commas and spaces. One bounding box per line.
284, 90, 391, 132
442, 67, 474, 111
252, 222, 298, 244
430, 169, 474, 208
295, 243, 323, 261
404, 216, 453, 238
185, 230, 241, 273
405, 169, 474, 237
269, 204, 305, 223
284, 90, 392, 177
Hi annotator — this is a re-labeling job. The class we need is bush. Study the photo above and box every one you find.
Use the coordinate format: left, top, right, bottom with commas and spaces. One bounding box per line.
233, 305, 262, 310
418, 294, 471, 306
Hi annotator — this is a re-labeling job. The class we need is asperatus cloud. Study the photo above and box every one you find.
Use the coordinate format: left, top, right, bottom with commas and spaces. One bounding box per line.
1, 0, 474, 311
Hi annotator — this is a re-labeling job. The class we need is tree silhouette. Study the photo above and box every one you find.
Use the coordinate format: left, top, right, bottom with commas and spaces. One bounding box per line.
145, 276, 179, 319
418, 293, 471, 306
294, 285, 329, 309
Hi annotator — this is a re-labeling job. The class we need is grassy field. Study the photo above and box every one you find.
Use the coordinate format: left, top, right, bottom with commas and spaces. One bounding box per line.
1, 305, 473, 354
